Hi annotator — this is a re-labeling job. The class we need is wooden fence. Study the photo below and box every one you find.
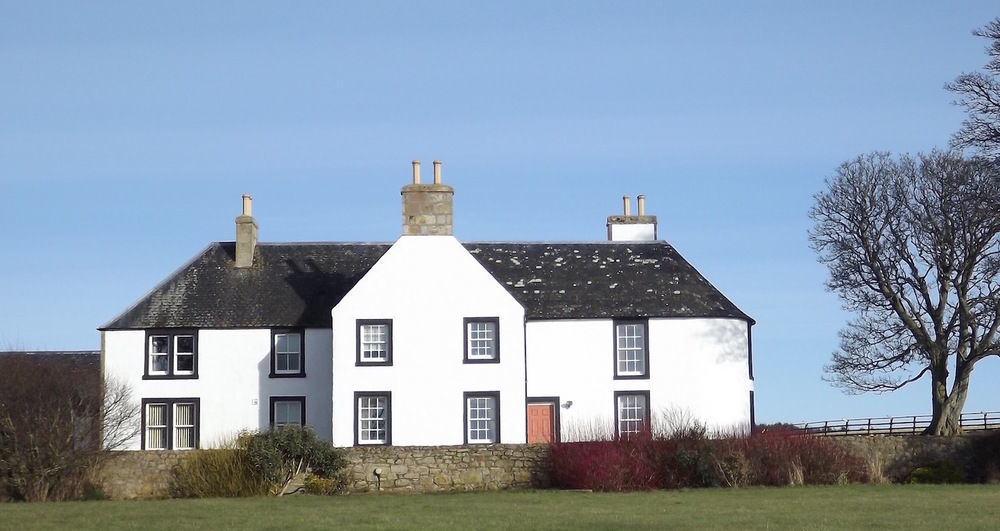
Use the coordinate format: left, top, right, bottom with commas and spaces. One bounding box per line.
793, 411, 1000, 436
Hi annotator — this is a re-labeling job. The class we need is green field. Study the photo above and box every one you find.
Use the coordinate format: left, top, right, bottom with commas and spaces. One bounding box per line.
2, 485, 999, 530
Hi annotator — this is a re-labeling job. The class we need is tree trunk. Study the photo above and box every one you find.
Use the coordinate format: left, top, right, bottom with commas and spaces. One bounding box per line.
925, 365, 972, 436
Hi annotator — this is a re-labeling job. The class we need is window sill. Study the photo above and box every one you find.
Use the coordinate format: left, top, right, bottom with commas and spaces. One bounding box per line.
269, 372, 307, 379
463, 357, 500, 364
355, 361, 392, 367
613, 373, 650, 380
143, 374, 199, 380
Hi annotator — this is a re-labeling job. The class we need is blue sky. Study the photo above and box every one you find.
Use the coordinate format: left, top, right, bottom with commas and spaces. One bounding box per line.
2, 1, 998, 424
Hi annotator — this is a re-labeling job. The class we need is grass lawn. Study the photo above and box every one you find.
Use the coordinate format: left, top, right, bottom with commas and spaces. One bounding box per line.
2, 485, 1000, 530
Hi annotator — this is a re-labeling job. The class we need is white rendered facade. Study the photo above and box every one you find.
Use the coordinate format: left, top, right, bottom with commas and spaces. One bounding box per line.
103, 328, 333, 450
331, 235, 526, 446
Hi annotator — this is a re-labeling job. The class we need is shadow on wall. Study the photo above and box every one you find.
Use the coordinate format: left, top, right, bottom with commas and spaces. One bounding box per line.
694, 319, 748, 365
284, 258, 368, 327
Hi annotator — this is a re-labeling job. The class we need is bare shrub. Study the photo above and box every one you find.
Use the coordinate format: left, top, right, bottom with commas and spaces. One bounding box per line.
0, 354, 139, 501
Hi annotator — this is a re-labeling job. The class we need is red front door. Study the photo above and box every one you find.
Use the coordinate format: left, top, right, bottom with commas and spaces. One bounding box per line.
527, 403, 555, 443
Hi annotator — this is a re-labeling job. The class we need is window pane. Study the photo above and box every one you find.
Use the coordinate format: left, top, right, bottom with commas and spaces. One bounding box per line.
275, 333, 302, 372
361, 324, 388, 361
150, 336, 168, 353
358, 395, 387, 443
467, 396, 497, 443
615, 323, 646, 375
176, 335, 194, 353
618, 394, 647, 437
146, 404, 167, 450
467, 321, 497, 359
275, 401, 302, 427
175, 427, 194, 449
176, 353, 194, 372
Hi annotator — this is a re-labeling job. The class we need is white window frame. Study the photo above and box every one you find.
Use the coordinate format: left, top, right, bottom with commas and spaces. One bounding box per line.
464, 392, 500, 444
145, 330, 197, 379
355, 392, 390, 445
273, 331, 303, 376
270, 396, 305, 429
173, 403, 196, 450
173, 334, 195, 376
614, 320, 648, 379
141, 398, 199, 450
148, 335, 169, 376
145, 402, 168, 450
615, 391, 649, 439
356, 320, 392, 365
464, 317, 499, 363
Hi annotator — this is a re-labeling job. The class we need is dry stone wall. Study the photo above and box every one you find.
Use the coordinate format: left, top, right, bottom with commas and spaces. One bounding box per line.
343, 444, 550, 493
98, 450, 190, 499
833, 434, 979, 482
98, 444, 550, 499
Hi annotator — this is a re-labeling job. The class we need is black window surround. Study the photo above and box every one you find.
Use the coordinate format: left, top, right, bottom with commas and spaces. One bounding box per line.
463, 317, 500, 364
354, 391, 392, 446
140, 397, 200, 450
612, 319, 650, 380
613, 390, 651, 439
270, 329, 306, 378
269, 396, 306, 428
356, 319, 393, 366
143, 329, 198, 380
463, 391, 501, 445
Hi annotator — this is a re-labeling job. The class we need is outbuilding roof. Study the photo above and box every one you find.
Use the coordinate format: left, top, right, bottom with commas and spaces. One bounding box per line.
100, 240, 751, 330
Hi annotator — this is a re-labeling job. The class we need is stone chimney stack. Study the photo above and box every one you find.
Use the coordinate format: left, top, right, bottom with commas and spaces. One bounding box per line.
401, 159, 453, 235
235, 194, 258, 268
607, 194, 658, 241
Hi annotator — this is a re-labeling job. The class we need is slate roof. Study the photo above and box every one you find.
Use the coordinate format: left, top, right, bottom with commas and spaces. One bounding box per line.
0, 350, 101, 375
101, 240, 752, 330
466, 242, 752, 322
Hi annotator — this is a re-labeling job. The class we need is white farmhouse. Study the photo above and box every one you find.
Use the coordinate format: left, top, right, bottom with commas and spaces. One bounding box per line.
101, 161, 754, 450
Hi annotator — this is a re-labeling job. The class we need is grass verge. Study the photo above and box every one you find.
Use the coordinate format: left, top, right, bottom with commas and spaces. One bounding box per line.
2, 485, 999, 530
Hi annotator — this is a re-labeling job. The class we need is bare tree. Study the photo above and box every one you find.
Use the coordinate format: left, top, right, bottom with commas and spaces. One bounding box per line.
809, 151, 1000, 435
0, 354, 139, 501
948, 17, 1000, 157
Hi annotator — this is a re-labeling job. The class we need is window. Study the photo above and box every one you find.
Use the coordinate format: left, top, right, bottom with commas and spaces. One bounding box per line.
269, 396, 305, 428
613, 320, 649, 379
354, 392, 391, 445
464, 391, 500, 444
463, 317, 499, 363
614, 391, 650, 439
144, 330, 198, 379
356, 319, 392, 365
270, 330, 305, 377
141, 398, 200, 450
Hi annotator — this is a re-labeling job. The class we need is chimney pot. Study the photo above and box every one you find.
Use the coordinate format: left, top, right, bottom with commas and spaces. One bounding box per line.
433, 160, 442, 184
622, 195, 631, 216
412, 160, 421, 184
637, 194, 645, 216
242, 194, 252, 216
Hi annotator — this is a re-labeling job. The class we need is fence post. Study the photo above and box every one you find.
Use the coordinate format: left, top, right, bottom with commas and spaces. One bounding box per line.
912, 416, 917, 434
889, 416, 894, 434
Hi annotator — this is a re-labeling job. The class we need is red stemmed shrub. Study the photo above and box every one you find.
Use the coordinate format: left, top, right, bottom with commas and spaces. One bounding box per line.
548, 426, 865, 491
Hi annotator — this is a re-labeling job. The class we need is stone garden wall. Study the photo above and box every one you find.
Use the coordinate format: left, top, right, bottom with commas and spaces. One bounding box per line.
98, 450, 189, 499
98, 444, 550, 499
343, 444, 550, 493
833, 433, 984, 482
96, 435, 992, 499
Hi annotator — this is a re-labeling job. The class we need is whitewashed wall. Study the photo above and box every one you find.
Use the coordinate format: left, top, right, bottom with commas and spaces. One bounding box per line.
103, 327, 333, 450
608, 223, 656, 241
331, 235, 526, 447
526, 317, 752, 440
